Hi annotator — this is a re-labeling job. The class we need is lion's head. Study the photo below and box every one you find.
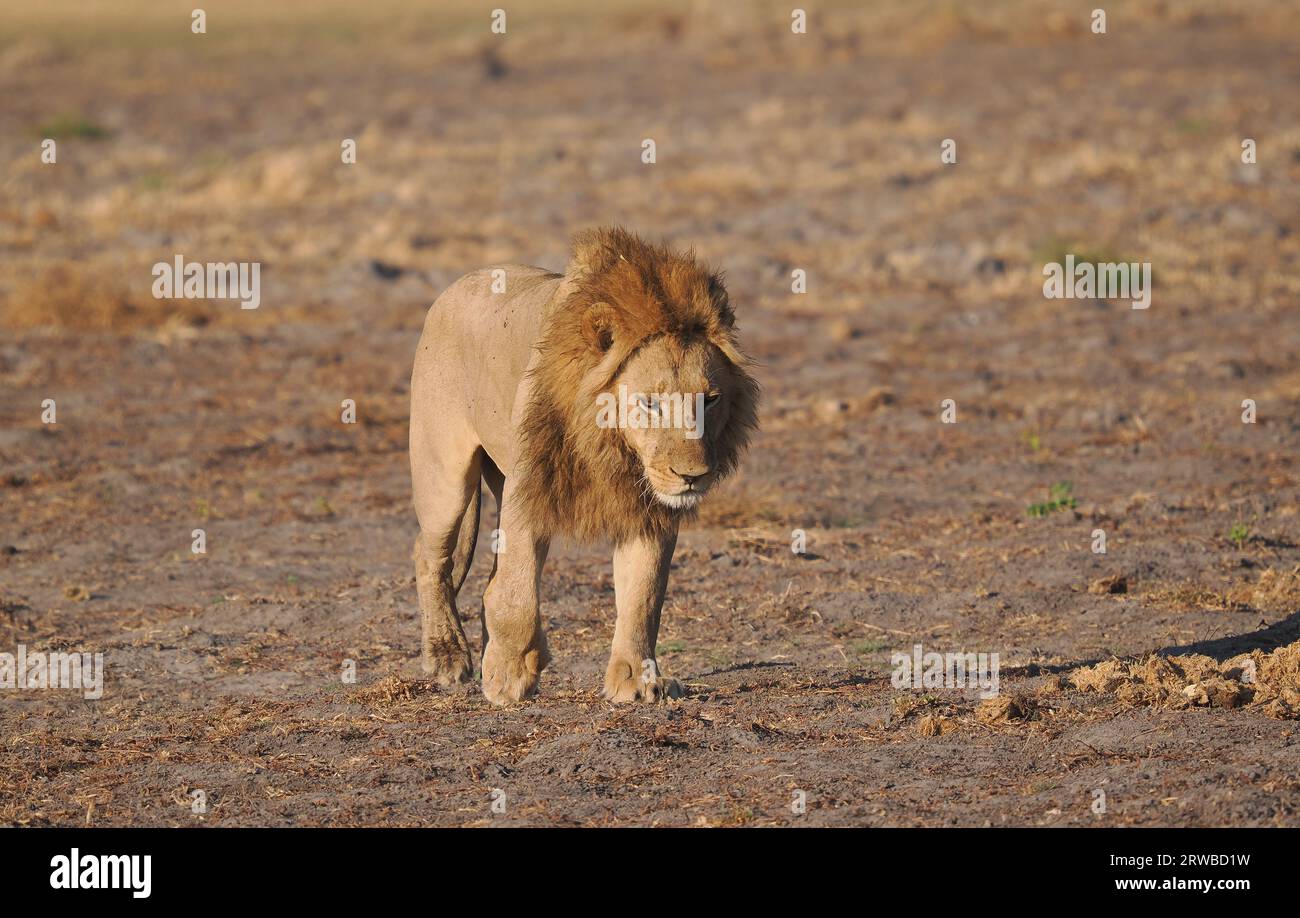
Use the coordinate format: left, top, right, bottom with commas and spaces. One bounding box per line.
515, 227, 760, 543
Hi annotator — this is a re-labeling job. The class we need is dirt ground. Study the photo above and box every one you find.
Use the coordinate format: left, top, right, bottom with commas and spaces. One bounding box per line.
2, 0, 1299, 827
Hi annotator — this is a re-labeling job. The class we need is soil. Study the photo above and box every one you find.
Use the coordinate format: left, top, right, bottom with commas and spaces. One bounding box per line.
2, 0, 1299, 826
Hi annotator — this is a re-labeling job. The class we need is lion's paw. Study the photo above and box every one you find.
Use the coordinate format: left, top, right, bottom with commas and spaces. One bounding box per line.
481, 642, 546, 705
603, 658, 683, 703
421, 647, 475, 690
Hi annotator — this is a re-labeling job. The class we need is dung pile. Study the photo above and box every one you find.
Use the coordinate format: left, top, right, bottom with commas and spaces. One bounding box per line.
1068, 642, 1300, 719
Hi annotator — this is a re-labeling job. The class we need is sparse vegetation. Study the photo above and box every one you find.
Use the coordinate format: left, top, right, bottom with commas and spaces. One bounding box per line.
1032, 237, 1123, 270
36, 113, 109, 140
1027, 481, 1077, 518
1, 265, 212, 331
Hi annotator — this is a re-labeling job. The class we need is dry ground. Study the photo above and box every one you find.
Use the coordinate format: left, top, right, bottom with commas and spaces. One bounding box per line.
1, 0, 1299, 826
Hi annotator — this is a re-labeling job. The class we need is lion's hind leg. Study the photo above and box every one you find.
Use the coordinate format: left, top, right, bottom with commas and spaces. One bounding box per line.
412, 445, 482, 689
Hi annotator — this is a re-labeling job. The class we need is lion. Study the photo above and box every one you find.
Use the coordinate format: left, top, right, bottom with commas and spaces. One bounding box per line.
409, 226, 759, 705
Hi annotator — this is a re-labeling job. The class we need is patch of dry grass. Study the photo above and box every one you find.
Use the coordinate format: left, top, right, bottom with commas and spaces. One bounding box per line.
1, 264, 214, 331
1249, 567, 1300, 614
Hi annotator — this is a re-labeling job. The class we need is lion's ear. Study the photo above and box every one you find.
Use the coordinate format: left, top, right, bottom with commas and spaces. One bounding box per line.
581, 302, 617, 352
708, 272, 735, 328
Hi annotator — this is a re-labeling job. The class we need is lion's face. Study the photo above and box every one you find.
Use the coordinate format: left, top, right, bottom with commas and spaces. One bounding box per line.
613, 335, 738, 511
516, 227, 759, 543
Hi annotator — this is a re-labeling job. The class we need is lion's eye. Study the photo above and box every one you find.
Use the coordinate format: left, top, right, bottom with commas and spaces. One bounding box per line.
704, 392, 721, 408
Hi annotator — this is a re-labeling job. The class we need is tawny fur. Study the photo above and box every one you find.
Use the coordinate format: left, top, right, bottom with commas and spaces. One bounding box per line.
514, 227, 760, 543
408, 226, 759, 703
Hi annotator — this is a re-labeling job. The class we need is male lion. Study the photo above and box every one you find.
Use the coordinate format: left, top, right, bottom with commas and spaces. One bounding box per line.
409, 227, 758, 705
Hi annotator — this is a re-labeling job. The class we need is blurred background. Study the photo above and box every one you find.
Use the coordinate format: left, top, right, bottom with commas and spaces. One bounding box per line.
4, 0, 1298, 556
5, 0, 1299, 329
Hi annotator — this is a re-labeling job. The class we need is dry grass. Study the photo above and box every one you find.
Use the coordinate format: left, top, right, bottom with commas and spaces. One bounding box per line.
1, 264, 214, 331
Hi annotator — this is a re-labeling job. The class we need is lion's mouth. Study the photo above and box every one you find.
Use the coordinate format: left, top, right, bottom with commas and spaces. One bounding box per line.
654, 490, 704, 511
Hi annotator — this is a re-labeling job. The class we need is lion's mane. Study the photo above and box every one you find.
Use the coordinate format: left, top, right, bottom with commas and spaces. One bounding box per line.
513, 227, 759, 543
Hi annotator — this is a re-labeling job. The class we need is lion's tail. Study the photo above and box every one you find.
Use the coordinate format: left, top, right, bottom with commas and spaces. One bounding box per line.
450, 482, 480, 596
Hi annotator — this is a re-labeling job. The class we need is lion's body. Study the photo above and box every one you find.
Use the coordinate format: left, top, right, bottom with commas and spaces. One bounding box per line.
409, 228, 758, 704
411, 263, 559, 479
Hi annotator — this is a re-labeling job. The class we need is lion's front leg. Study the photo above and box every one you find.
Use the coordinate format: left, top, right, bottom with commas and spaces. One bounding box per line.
604, 526, 681, 703
481, 503, 551, 705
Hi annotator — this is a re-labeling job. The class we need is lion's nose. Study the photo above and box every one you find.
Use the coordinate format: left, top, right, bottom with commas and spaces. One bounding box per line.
671, 466, 710, 486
